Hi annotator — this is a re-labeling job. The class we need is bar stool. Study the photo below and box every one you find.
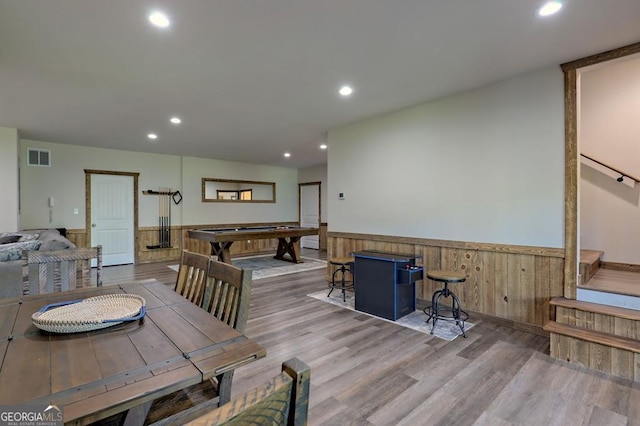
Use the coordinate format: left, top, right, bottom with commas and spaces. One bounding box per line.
423, 270, 468, 337
327, 257, 354, 302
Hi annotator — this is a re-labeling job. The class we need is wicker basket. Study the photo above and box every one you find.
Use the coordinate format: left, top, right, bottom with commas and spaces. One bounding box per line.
32, 294, 146, 333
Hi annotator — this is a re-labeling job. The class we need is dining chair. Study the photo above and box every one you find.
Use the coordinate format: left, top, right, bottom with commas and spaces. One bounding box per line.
21, 246, 102, 295
200, 259, 253, 404
145, 259, 253, 424
184, 358, 310, 426
174, 250, 210, 306
201, 259, 252, 333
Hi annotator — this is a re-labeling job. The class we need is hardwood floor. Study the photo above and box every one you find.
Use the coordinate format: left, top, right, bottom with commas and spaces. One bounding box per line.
102, 251, 640, 425
101, 260, 178, 287
581, 268, 640, 297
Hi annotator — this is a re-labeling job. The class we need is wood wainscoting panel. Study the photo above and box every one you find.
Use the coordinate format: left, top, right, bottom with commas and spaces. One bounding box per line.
65, 228, 181, 263
328, 232, 565, 329
67, 223, 306, 264
66, 229, 87, 248
319, 223, 327, 251
138, 226, 182, 263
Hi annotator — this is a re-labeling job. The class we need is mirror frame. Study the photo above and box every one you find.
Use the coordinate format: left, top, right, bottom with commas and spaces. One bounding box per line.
202, 178, 276, 203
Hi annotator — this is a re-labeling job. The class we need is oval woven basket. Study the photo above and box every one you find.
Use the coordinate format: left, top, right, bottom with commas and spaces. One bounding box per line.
32, 294, 146, 334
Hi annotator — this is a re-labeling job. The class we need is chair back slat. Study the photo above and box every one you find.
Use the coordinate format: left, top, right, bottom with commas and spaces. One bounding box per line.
67, 260, 77, 291
22, 246, 103, 296
202, 260, 252, 333
175, 250, 210, 305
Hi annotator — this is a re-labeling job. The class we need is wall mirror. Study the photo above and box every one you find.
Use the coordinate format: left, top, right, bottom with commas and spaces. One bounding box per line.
202, 178, 276, 203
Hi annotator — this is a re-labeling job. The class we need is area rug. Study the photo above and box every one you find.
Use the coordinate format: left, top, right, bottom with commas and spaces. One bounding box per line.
307, 289, 473, 341
168, 255, 327, 279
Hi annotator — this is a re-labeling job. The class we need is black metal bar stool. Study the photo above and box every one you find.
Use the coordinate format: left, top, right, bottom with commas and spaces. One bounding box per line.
423, 270, 468, 337
327, 257, 354, 302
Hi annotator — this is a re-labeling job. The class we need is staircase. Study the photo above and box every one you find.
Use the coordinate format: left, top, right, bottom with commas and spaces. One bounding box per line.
544, 250, 640, 381
545, 298, 640, 381
579, 249, 603, 285
578, 250, 640, 310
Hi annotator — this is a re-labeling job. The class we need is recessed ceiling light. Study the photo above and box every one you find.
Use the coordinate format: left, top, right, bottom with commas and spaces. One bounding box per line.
339, 85, 353, 97
170, 117, 181, 124
149, 11, 170, 28
538, 1, 562, 16
320, 144, 328, 150
284, 152, 291, 158
147, 133, 158, 140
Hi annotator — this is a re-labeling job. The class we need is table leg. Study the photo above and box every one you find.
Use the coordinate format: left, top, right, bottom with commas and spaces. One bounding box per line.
210, 242, 233, 264
216, 371, 234, 405
274, 237, 303, 263
122, 401, 152, 426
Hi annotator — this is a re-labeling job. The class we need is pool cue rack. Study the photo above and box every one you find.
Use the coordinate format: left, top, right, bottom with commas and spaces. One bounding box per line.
142, 188, 182, 249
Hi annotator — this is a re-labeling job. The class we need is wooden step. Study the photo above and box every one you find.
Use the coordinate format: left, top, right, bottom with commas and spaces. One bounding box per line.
577, 269, 640, 300
544, 321, 640, 354
550, 297, 640, 321
580, 250, 604, 265
547, 296, 640, 381
579, 249, 603, 285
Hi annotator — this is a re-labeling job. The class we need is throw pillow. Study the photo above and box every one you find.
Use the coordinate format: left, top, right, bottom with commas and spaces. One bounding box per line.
0, 232, 39, 242
19, 233, 39, 242
0, 240, 42, 262
0, 235, 21, 245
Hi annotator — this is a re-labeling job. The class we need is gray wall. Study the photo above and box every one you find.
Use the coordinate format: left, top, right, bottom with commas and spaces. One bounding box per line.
182, 156, 298, 225
18, 140, 299, 230
327, 66, 565, 248
580, 54, 640, 263
0, 127, 19, 231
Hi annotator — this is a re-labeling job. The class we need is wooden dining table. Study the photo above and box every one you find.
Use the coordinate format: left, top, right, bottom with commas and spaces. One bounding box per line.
0, 279, 266, 425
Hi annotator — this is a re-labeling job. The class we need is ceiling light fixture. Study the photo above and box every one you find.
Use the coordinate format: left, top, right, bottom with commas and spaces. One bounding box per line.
147, 133, 158, 140
284, 152, 291, 158
320, 144, 328, 150
149, 11, 170, 28
538, 1, 562, 16
339, 85, 353, 97
170, 117, 181, 124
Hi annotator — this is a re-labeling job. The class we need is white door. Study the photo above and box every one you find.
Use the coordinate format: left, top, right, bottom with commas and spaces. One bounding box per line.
91, 174, 134, 266
300, 184, 320, 249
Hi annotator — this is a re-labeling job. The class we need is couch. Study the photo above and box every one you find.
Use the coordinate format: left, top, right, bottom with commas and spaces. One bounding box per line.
0, 229, 77, 298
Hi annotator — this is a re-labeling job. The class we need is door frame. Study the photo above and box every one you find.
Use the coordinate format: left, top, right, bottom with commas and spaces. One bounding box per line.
561, 41, 640, 299
85, 169, 140, 264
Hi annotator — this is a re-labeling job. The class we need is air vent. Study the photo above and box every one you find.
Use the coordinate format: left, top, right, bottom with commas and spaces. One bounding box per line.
27, 148, 51, 167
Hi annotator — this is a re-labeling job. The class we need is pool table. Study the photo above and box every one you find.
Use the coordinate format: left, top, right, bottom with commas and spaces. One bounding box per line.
188, 226, 319, 264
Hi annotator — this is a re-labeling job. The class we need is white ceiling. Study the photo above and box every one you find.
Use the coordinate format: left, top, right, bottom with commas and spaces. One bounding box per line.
1, 1, 639, 169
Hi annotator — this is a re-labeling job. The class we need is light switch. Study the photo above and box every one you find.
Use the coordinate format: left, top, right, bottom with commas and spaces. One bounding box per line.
339, 192, 345, 200
73, 208, 79, 215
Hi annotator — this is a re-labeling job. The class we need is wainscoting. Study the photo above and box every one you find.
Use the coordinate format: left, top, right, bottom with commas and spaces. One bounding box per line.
67, 221, 320, 264
327, 232, 565, 330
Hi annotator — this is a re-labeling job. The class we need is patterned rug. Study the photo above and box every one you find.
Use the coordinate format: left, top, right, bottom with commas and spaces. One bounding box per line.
307, 289, 473, 341
168, 255, 327, 280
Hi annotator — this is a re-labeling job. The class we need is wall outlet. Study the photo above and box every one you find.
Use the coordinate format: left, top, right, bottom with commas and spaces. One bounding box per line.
339, 192, 345, 200
73, 208, 79, 215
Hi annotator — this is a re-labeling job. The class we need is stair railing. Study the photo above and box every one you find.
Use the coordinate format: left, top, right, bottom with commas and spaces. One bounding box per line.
580, 153, 640, 184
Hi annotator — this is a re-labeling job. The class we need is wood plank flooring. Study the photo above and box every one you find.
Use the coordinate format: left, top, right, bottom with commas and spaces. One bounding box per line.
580, 268, 640, 298
102, 251, 640, 425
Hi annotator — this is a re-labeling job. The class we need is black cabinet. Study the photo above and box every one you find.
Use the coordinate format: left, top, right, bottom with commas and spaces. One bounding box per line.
353, 251, 423, 321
